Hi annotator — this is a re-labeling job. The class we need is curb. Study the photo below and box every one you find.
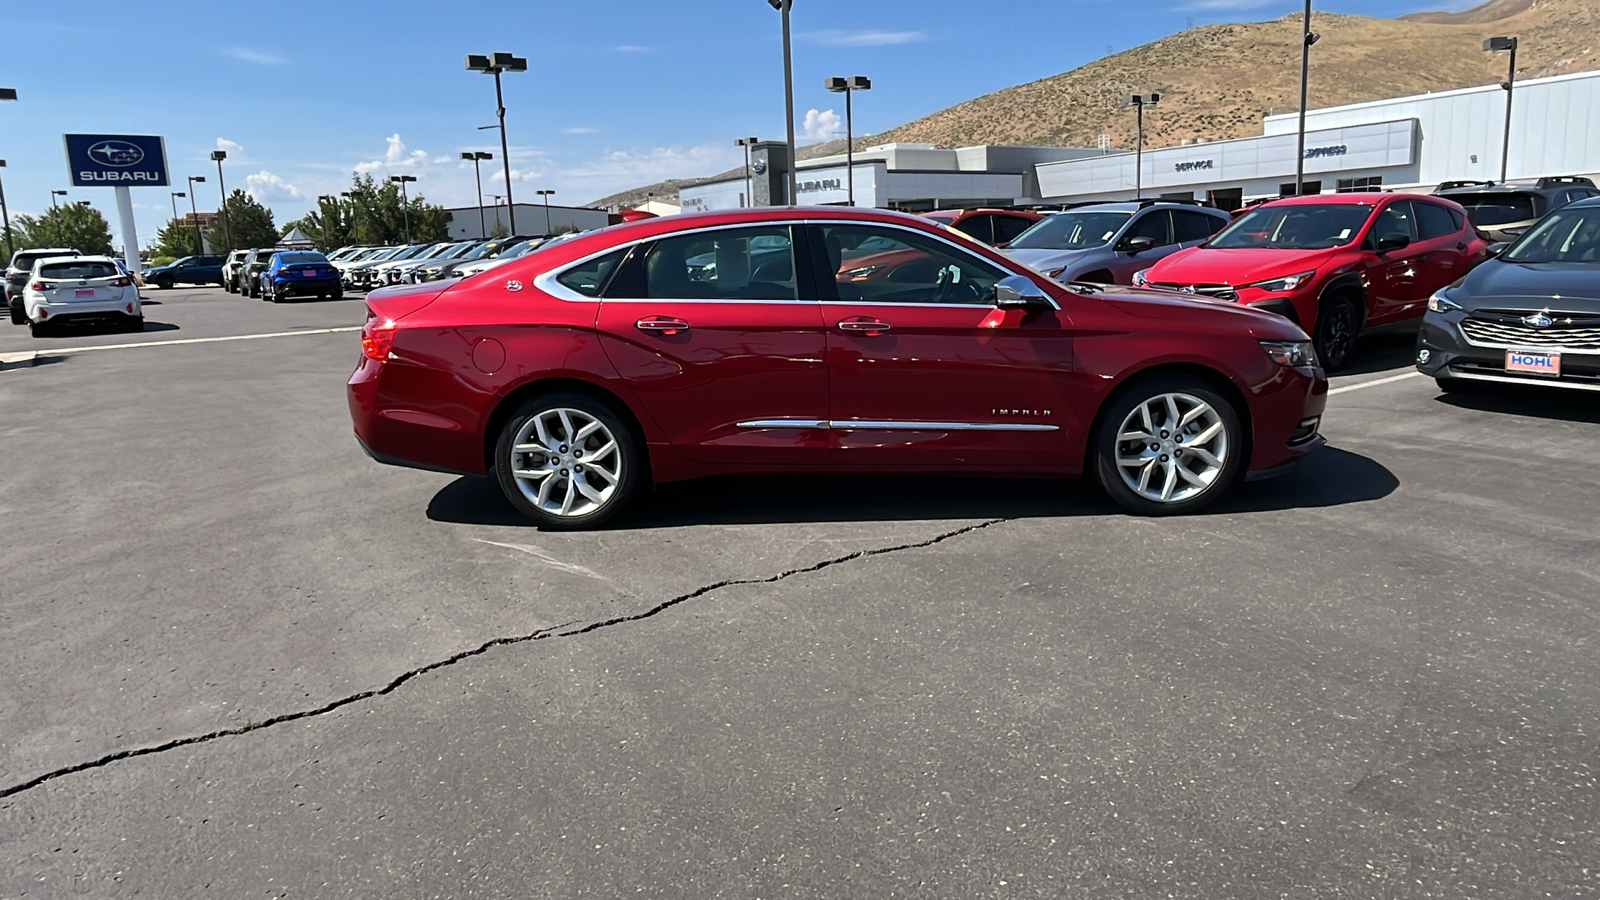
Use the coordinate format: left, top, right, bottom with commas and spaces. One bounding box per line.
0, 351, 38, 370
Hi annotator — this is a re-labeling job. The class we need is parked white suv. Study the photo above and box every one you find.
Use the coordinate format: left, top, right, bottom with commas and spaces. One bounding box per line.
19, 255, 143, 336
7, 247, 82, 322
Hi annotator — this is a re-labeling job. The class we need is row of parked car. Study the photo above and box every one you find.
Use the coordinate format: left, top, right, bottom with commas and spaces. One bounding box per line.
4, 247, 143, 336
923, 176, 1598, 374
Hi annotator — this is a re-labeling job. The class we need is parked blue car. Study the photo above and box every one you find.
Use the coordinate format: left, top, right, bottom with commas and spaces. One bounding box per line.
259, 251, 342, 302
144, 254, 226, 289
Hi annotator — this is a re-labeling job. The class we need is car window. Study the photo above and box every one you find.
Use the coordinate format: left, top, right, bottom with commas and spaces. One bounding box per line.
557, 248, 628, 297
1123, 211, 1173, 247
992, 214, 1034, 244
1448, 192, 1538, 227
1009, 211, 1131, 250
1501, 205, 1600, 263
612, 226, 799, 301
278, 252, 327, 264
1173, 210, 1224, 243
954, 215, 994, 244
40, 261, 119, 279
814, 223, 1008, 305
1369, 202, 1416, 243
1209, 203, 1373, 250
1413, 202, 1459, 241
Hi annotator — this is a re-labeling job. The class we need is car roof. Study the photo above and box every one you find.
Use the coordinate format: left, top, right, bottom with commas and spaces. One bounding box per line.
1566, 194, 1600, 209
35, 254, 114, 266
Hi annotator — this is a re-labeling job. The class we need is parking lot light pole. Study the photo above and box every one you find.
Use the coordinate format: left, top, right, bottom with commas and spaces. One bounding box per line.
1485, 36, 1519, 184
765, 0, 798, 204
169, 190, 185, 236
826, 76, 870, 206
211, 150, 232, 252
0, 161, 12, 259
536, 189, 554, 234
734, 137, 758, 206
185, 176, 205, 253
339, 191, 361, 242
318, 194, 336, 249
390, 175, 417, 242
51, 189, 66, 212
1294, 1, 1321, 196
462, 151, 492, 238
467, 52, 528, 234
1124, 94, 1159, 199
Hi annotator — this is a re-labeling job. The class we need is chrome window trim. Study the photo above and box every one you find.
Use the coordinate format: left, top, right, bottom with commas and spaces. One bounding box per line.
535, 218, 1058, 308
736, 418, 1059, 432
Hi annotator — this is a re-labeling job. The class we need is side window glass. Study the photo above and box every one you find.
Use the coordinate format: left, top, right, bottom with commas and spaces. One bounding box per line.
1447, 207, 1466, 231
992, 215, 1033, 244
1414, 202, 1458, 241
637, 226, 798, 301
1370, 202, 1416, 243
1173, 211, 1222, 243
955, 215, 994, 244
817, 224, 1009, 305
1123, 211, 1173, 246
558, 247, 628, 297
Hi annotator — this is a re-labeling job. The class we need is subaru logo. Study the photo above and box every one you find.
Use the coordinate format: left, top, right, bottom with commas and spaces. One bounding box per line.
87, 140, 145, 167
1523, 312, 1554, 328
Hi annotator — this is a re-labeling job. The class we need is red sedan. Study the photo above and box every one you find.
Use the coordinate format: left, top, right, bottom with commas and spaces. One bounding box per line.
349, 207, 1327, 529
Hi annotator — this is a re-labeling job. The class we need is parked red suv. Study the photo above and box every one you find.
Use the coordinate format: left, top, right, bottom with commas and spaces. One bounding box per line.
922, 208, 1043, 246
350, 207, 1327, 528
1135, 193, 1489, 370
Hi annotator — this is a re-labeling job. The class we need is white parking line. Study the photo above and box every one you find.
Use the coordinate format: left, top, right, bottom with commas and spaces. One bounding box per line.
1328, 371, 1422, 395
36, 326, 361, 355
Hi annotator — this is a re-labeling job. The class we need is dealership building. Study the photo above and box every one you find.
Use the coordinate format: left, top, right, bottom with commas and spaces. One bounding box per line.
1035, 69, 1600, 207
680, 143, 1102, 212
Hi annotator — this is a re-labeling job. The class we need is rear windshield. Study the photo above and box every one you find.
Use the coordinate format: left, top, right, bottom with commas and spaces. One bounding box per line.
277, 252, 327, 264
15, 251, 79, 270
41, 261, 119, 279
1208, 203, 1373, 250
1449, 192, 1539, 226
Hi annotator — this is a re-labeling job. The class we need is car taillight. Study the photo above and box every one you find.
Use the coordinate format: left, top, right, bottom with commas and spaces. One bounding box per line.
361, 314, 396, 360
112, 277, 131, 287
31, 281, 48, 291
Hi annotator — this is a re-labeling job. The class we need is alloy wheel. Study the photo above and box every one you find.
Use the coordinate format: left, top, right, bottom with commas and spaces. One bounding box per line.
1113, 392, 1230, 504
508, 408, 624, 518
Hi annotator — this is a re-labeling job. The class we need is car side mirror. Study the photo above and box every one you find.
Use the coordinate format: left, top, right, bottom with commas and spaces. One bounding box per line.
1485, 242, 1508, 258
1375, 233, 1411, 253
1124, 235, 1157, 254
993, 274, 1052, 309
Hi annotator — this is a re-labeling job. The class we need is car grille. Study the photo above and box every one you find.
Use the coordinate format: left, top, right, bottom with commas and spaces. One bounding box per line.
1461, 317, 1600, 351
1148, 282, 1239, 302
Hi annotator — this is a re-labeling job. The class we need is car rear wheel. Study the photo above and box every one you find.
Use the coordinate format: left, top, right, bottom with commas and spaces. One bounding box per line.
154, 277, 172, 289
9, 300, 24, 325
494, 393, 643, 530
28, 321, 48, 338
1313, 296, 1360, 373
1093, 375, 1243, 516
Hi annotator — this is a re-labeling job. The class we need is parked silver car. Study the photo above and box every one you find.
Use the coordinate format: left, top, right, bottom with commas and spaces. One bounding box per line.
1004, 201, 1230, 285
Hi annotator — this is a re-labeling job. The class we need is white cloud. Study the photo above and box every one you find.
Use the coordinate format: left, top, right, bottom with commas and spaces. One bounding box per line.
800, 29, 927, 47
228, 47, 287, 65
562, 126, 600, 134
562, 144, 737, 183
802, 108, 841, 141
354, 133, 449, 174
215, 137, 244, 158
244, 170, 302, 202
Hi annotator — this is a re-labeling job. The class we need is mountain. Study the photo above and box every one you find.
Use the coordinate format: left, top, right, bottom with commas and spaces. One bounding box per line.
586, 0, 1600, 206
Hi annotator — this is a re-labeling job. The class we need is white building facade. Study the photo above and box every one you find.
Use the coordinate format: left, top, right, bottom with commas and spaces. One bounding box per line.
1035, 69, 1600, 206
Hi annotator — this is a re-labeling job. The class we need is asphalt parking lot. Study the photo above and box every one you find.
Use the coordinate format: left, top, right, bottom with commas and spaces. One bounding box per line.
2, 286, 1597, 898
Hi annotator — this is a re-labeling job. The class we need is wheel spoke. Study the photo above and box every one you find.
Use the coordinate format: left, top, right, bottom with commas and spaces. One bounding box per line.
574, 419, 603, 443
1138, 401, 1155, 435
1160, 460, 1179, 501
1191, 421, 1223, 445
587, 441, 618, 463
513, 443, 545, 453
1175, 463, 1207, 487
533, 416, 556, 450
1136, 459, 1156, 494
558, 478, 577, 515
1188, 446, 1222, 468
1119, 430, 1155, 443
1179, 403, 1209, 428
572, 472, 605, 504
557, 409, 576, 444
1117, 455, 1150, 468
1164, 395, 1181, 429
512, 468, 554, 481
535, 474, 557, 509
586, 461, 618, 483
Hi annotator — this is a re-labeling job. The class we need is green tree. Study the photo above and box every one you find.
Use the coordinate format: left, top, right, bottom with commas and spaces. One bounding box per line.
289, 174, 451, 248
206, 189, 277, 251
153, 218, 201, 258
11, 204, 114, 255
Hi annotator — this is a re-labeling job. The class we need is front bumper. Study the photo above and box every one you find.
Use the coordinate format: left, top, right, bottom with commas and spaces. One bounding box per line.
1416, 310, 1600, 391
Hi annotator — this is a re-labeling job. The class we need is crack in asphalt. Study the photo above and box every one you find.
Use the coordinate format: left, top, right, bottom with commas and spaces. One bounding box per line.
0, 518, 1007, 800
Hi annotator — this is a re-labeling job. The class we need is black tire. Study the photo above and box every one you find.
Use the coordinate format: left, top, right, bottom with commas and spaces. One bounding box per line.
124, 316, 145, 333
1093, 373, 1245, 516
493, 392, 645, 530
331, 289, 344, 301
223, 279, 235, 294
1313, 295, 1360, 373
28, 321, 48, 338
154, 277, 172, 290
9, 300, 24, 326
270, 290, 284, 304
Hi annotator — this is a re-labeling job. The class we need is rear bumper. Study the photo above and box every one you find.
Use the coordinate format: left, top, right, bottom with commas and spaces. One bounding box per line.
27, 295, 141, 323
270, 277, 342, 297
347, 355, 487, 477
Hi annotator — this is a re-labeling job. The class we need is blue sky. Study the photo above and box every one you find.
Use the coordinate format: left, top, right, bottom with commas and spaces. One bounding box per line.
0, 0, 1474, 249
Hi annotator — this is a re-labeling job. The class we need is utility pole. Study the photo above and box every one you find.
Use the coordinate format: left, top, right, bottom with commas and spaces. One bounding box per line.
1294, 0, 1320, 196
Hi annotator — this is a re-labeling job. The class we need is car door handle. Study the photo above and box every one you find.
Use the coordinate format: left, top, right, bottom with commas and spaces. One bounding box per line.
838, 318, 891, 334
636, 317, 690, 335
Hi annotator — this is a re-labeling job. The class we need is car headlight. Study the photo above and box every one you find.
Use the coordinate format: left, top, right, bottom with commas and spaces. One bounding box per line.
1427, 291, 1461, 313
1131, 268, 1152, 287
1247, 270, 1316, 292
1260, 340, 1318, 368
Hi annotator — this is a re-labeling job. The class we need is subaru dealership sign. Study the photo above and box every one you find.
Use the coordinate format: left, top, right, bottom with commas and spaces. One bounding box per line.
63, 134, 169, 187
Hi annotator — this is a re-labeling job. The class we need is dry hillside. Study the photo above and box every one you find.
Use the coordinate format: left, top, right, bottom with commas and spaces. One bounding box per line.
589, 0, 1600, 205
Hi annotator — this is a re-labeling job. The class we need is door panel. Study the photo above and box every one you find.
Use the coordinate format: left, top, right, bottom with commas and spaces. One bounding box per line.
595, 225, 829, 465
810, 223, 1074, 467
1365, 201, 1423, 324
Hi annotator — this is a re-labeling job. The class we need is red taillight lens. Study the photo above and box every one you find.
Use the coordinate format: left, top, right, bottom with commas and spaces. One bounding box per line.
31, 281, 47, 291
361, 315, 396, 360
112, 277, 131, 287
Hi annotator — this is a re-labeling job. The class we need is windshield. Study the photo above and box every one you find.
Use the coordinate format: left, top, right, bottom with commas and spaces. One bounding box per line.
1207, 203, 1373, 250
1500, 206, 1600, 263
497, 239, 537, 258
1449, 192, 1539, 227
1009, 212, 1132, 250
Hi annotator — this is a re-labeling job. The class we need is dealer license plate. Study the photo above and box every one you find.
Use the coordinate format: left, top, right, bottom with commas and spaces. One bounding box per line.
74, 288, 95, 297
1506, 349, 1561, 377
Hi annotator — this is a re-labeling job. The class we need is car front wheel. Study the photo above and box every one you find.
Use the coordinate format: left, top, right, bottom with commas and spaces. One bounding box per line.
494, 393, 643, 530
1313, 296, 1360, 373
1094, 375, 1243, 516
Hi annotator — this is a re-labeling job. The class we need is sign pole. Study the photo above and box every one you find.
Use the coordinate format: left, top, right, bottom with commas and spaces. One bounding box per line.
114, 185, 141, 275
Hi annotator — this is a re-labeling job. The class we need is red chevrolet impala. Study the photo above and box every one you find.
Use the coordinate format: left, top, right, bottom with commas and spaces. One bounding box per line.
349, 207, 1327, 529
